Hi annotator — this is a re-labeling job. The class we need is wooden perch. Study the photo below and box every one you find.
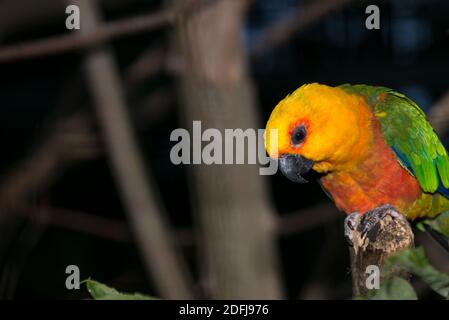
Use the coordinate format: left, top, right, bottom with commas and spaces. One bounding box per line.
344, 205, 414, 298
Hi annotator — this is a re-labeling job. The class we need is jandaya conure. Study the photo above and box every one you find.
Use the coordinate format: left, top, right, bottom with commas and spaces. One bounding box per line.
265, 83, 449, 244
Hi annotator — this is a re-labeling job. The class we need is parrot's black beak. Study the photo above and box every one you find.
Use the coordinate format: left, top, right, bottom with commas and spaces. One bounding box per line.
279, 154, 314, 183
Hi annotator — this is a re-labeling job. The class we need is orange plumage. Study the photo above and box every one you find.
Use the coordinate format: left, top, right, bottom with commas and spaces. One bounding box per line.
265, 83, 449, 219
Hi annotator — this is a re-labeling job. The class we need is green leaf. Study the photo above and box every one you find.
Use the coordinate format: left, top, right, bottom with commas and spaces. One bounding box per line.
84, 279, 157, 300
385, 247, 449, 298
415, 221, 426, 232
369, 277, 417, 300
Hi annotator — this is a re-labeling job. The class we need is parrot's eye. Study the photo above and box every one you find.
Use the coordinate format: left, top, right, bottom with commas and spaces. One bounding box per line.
291, 125, 307, 146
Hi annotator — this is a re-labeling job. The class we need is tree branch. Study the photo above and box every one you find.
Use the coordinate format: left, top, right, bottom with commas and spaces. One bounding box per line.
0, 0, 143, 37
0, 0, 218, 64
75, 0, 193, 299
344, 205, 414, 298
277, 203, 338, 236
4, 206, 131, 243
0, 9, 175, 63
0, 113, 99, 206
175, 0, 283, 299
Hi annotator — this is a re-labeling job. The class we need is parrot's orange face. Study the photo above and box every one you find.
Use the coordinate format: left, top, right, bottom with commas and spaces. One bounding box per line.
265, 83, 374, 182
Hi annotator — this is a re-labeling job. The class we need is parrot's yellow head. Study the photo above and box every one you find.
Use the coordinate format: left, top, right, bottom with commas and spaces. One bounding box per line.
265, 83, 374, 183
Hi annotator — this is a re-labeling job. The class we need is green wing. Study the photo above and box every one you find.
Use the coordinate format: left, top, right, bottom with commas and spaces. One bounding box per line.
339, 84, 449, 194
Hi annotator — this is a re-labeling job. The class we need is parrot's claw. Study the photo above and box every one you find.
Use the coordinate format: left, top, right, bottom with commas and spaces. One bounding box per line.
344, 212, 361, 247
344, 205, 407, 247
360, 205, 405, 242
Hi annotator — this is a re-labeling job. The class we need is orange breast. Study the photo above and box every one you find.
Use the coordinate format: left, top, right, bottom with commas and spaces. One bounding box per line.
320, 122, 422, 215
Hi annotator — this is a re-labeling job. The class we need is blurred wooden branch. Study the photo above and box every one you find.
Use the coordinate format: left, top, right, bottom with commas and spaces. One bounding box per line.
4, 206, 131, 243
175, 0, 283, 299
74, 0, 193, 299
278, 203, 338, 236
174, 204, 340, 249
0, 9, 174, 63
0, 0, 356, 64
251, 0, 354, 58
0, 86, 170, 208
428, 90, 449, 137
0, 35, 171, 214
0, 0, 143, 37
3, 203, 340, 248
124, 46, 168, 90
344, 205, 414, 298
0, 113, 99, 206
0, 0, 218, 64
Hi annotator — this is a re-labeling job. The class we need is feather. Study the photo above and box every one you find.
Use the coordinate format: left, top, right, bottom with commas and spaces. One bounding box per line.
339, 84, 449, 198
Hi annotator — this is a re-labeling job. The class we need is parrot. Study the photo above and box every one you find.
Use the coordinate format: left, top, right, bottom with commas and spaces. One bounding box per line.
264, 83, 449, 249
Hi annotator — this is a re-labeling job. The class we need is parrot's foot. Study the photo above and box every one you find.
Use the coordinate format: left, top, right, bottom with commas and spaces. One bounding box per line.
345, 205, 414, 297
344, 204, 410, 249
344, 212, 361, 247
